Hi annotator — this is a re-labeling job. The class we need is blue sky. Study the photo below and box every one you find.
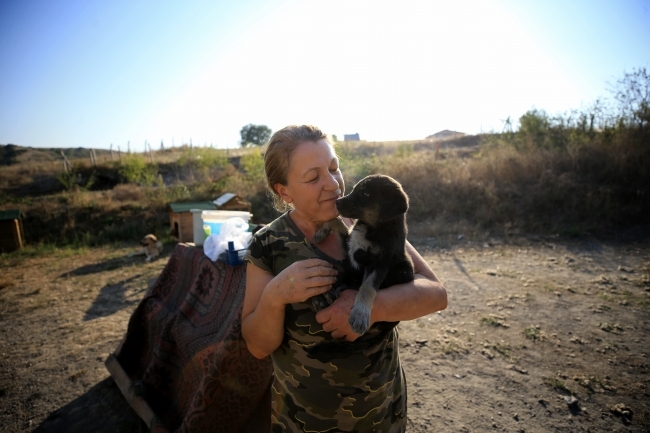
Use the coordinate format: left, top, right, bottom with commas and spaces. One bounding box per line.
1, 0, 649, 150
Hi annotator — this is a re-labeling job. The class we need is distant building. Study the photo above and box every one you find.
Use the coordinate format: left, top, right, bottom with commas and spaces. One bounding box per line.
426, 130, 465, 139
343, 133, 360, 141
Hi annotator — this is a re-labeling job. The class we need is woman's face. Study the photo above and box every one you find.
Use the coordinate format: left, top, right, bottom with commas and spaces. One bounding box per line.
275, 139, 344, 223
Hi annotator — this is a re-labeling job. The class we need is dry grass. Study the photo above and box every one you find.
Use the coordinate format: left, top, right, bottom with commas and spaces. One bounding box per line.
108, 184, 147, 202
358, 131, 649, 236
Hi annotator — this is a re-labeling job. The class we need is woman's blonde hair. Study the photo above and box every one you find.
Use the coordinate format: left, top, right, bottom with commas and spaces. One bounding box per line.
264, 125, 335, 212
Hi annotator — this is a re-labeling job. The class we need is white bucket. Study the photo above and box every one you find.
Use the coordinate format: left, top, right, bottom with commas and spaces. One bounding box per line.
201, 210, 252, 244
190, 209, 207, 246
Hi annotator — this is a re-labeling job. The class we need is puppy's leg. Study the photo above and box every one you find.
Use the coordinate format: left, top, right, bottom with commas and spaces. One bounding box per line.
146, 250, 157, 262
128, 248, 146, 258
380, 258, 414, 288
311, 287, 339, 312
349, 268, 388, 335
313, 220, 332, 244
313, 217, 348, 244
145, 242, 163, 262
311, 217, 351, 312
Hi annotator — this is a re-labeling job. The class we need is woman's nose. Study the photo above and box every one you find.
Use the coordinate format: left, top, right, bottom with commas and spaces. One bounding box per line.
325, 171, 340, 190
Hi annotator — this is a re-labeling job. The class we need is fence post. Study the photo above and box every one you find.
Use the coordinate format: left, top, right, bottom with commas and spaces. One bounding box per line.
60, 150, 72, 173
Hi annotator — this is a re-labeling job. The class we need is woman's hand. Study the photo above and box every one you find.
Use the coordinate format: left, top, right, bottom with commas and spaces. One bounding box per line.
242, 259, 337, 359
268, 259, 338, 307
315, 289, 364, 342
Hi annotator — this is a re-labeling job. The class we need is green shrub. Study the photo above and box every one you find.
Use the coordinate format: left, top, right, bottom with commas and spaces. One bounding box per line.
240, 148, 265, 184
177, 147, 228, 181
118, 155, 159, 186
56, 162, 96, 191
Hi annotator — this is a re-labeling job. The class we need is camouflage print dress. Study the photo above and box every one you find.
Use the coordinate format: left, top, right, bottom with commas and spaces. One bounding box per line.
244, 212, 407, 433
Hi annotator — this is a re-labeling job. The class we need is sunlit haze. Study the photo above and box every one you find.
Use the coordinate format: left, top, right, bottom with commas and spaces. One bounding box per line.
1, 0, 648, 150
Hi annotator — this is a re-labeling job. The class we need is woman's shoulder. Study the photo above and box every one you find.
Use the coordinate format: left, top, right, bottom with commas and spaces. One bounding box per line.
251, 212, 301, 244
246, 212, 316, 273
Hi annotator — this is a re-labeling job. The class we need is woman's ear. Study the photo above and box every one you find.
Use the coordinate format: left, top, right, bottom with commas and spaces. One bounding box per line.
274, 183, 292, 204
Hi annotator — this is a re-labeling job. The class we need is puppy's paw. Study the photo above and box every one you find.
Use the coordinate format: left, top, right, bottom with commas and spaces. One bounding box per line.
311, 288, 338, 311
349, 303, 371, 335
313, 225, 331, 244
311, 294, 328, 312
334, 283, 349, 296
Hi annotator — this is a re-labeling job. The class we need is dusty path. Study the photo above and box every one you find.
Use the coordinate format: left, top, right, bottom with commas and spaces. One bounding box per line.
0, 235, 648, 432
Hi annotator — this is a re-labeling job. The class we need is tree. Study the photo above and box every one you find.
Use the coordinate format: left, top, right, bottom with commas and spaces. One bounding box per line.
517, 108, 551, 148
240, 124, 272, 147
610, 67, 649, 131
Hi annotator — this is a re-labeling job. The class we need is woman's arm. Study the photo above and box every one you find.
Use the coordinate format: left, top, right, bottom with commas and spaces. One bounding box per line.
315, 241, 447, 341
241, 259, 338, 359
241, 264, 286, 359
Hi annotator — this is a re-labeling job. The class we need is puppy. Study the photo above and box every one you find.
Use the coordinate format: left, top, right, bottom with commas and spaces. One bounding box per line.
310, 174, 414, 355
128, 234, 163, 262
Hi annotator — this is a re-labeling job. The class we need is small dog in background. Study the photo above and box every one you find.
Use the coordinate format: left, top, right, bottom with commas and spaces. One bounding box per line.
128, 234, 163, 262
309, 174, 414, 356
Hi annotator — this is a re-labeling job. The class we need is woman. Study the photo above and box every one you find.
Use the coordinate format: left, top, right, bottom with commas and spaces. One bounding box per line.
242, 125, 447, 432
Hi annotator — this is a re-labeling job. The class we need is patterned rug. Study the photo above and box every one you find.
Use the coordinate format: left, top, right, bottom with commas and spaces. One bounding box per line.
113, 243, 272, 433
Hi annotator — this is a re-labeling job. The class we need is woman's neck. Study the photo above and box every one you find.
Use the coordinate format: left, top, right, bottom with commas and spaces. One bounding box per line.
289, 210, 347, 261
288, 210, 326, 241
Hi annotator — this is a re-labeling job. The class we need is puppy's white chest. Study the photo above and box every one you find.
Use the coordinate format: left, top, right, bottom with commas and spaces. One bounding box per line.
347, 225, 376, 270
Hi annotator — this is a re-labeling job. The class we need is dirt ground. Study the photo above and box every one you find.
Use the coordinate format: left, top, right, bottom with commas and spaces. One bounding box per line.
0, 232, 649, 432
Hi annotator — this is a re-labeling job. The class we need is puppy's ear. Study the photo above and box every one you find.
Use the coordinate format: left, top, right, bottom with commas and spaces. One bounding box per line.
377, 185, 409, 223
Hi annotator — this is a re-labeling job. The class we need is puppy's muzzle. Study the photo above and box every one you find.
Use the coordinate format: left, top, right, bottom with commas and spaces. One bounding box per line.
336, 197, 351, 213
336, 197, 359, 219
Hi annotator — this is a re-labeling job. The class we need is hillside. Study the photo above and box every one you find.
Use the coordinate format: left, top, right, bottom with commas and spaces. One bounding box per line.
426, 129, 466, 139
0, 126, 648, 249
0, 144, 112, 166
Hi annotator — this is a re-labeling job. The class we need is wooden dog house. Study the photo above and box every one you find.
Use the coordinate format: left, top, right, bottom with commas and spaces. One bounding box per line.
0, 209, 25, 252
168, 194, 252, 243
167, 202, 216, 243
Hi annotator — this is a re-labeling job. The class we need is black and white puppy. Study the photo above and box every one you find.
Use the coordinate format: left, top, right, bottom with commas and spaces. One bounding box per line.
313, 174, 414, 337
